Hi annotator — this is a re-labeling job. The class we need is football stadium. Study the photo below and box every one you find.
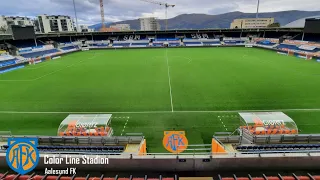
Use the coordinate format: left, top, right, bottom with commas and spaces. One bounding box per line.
1, 1, 320, 179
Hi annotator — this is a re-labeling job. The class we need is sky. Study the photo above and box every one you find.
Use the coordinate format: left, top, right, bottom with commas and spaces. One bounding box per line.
0, 0, 319, 25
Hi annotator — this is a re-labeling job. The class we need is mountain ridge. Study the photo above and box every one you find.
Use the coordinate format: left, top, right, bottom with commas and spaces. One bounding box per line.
89, 10, 320, 30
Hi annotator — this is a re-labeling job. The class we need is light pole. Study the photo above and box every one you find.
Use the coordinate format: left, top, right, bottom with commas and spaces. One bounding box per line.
255, 0, 260, 28
73, 0, 79, 32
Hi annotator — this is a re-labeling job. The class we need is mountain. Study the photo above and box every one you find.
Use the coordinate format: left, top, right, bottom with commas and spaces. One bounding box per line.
89, 10, 320, 31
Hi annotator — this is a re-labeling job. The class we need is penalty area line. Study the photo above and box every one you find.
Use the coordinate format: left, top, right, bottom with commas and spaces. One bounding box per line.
120, 117, 130, 136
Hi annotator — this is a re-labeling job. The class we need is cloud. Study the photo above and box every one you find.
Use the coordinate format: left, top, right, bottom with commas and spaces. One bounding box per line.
0, 0, 319, 25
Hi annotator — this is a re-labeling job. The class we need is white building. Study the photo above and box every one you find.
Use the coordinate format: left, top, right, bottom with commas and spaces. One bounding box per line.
37, 14, 75, 33
230, 18, 275, 29
139, 17, 160, 31
0, 16, 34, 32
80, 25, 94, 32
110, 24, 131, 31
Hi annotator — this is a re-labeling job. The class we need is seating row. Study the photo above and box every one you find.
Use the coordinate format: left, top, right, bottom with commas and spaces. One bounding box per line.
277, 44, 320, 52
61, 46, 79, 50
20, 49, 60, 58
0, 59, 16, 67
2, 145, 125, 153
236, 144, 320, 151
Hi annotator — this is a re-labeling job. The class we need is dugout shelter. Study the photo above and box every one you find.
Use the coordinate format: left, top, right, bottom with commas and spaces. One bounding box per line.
57, 114, 113, 136
239, 112, 298, 135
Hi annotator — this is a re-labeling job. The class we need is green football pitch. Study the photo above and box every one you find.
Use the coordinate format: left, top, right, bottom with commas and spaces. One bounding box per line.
1, 47, 320, 152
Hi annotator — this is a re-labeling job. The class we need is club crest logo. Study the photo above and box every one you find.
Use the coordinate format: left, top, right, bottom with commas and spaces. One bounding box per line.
6, 138, 39, 175
163, 131, 188, 153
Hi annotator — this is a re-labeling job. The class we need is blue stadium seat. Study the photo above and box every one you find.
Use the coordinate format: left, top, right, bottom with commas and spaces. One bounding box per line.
202, 41, 220, 45
61, 46, 78, 50
277, 44, 320, 52
131, 43, 148, 46
0, 59, 17, 67
20, 49, 60, 58
113, 43, 130, 47
89, 43, 109, 47
184, 42, 202, 45
256, 41, 276, 46
169, 43, 180, 46
224, 40, 245, 44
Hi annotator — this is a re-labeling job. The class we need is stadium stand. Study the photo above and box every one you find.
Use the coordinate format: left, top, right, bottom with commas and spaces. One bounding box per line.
1, 144, 125, 154
61, 46, 79, 51
0, 54, 18, 67
223, 40, 246, 45
87, 42, 109, 48
113, 42, 131, 47
202, 41, 221, 45
153, 42, 164, 47
8, 39, 37, 48
276, 44, 320, 52
131, 42, 149, 47
184, 42, 203, 46
0, 59, 16, 67
1, 28, 320, 74
169, 42, 180, 47
20, 49, 60, 58
256, 40, 277, 46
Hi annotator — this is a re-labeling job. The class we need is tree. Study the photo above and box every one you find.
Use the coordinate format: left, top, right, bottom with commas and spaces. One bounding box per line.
267, 22, 280, 27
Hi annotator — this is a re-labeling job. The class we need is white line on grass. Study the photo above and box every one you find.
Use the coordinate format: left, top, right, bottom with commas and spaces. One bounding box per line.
165, 48, 174, 112
120, 117, 130, 136
0, 55, 97, 82
218, 117, 228, 131
0, 64, 76, 82
2, 108, 320, 114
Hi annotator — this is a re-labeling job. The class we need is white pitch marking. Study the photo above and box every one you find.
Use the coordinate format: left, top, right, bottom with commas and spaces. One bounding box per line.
0, 54, 97, 82
165, 48, 174, 112
120, 117, 130, 136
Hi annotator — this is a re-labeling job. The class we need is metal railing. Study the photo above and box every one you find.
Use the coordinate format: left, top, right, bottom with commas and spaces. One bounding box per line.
2, 148, 320, 158
0, 135, 144, 145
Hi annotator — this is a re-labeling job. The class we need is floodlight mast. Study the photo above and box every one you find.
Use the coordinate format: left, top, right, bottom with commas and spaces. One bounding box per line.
100, 0, 106, 29
255, 0, 260, 28
72, 0, 79, 32
139, 0, 175, 30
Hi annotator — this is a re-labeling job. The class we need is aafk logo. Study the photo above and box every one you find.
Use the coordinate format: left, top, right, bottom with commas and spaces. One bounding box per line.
163, 131, 188, 154
6, 138, 40, 175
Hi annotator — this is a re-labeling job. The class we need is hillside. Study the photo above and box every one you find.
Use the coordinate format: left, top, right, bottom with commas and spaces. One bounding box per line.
89, 10, 320, 30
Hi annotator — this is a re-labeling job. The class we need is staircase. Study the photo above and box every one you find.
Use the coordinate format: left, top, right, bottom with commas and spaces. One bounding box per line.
124, 144, 140, 153
241, 129, 253, 144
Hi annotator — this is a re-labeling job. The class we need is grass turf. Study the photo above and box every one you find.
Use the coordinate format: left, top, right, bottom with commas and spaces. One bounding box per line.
1, 47, 320, 152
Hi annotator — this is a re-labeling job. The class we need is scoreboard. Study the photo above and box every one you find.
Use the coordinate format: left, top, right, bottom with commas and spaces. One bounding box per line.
11, 25, 36, 40
304, 18, 320, 34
